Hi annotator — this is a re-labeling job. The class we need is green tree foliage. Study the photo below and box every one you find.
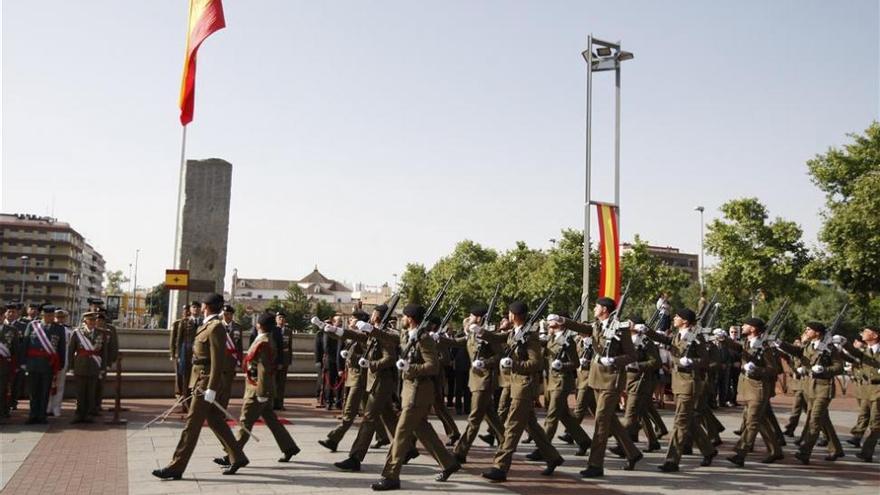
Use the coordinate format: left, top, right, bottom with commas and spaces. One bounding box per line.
705, 198, 810, 324
807, 122, 880, 320
263, 284, 311, 331
232, 303, 254, 330
145, 283, 169, 328
104, 270, 129, 295
621, 236, 693, 319
400, 263, 428, 306
313, 299, 336, 321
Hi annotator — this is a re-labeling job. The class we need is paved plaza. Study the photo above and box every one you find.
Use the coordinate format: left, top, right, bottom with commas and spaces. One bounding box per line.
1, 396, 878, 494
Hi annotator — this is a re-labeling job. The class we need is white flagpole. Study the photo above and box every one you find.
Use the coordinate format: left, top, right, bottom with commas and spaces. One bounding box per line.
167, 125, 187, 328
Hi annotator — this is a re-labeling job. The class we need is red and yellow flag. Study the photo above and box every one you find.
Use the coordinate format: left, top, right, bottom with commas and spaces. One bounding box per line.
178, 0, 226, 125
596, 203, 621, 302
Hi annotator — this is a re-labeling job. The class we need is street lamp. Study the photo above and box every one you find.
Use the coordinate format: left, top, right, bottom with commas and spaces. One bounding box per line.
694, 206, 705, 290
581, 36, 634, 318
19, 255, 29, 304
132, 249, 140, 327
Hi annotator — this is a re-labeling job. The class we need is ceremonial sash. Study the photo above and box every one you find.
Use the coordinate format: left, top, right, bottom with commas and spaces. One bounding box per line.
223, 325, 241, 367
30, 321, 61, 393
242, 334, 272, 385
74, 329, 102, 367
0, 342, 10, 359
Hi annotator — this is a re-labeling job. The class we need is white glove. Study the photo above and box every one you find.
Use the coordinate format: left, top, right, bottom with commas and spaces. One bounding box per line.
468, 323, 483, 336
547, 314, 562, 323
358, 357, 369, 368
539, 332, 549, 342
430, 332, 441, 342
831, 335, 846, 346
813, 341, 828, 352
472, 359, 485, 370
796, 366, 806, 375
396, 359, 410, 371
679, 357, 693, 367
340, 349, 350, 359
551, 359, 563, 370
257, 396, 269, 403
579, 357, 588, 367
599, 357, 615, 367
310, 317, 325, 329
203, 389, 216, 403
811, 364, 825, 374
743, 362, 757, 374
750, 339, 762, 349
635, 324, 648, 333
500, 357, 513, 369
355, 321, 373, 333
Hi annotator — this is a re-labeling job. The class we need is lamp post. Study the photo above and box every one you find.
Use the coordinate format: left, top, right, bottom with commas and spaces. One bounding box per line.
581, 36, 634, 319
19, 255, 29, 304
132, 249, 140, 327
694, 206, 705, 290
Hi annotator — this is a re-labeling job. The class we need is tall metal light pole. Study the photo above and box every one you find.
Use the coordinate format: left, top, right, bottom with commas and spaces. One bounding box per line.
132, 249, 140, 327
19, 255, 29, 304
695, 206, 705, 291
581, 36, 634, 320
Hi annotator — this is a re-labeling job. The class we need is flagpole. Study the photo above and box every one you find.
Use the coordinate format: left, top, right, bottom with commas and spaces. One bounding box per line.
167, 125, 187, 328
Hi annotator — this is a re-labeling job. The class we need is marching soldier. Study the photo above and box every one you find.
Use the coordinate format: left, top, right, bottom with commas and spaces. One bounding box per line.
843, 338, 870, 448
621, 319, 661, 452
152, 294, 249, 479
218, 304, 243, 409
68, 312, 108, 423
214, 313, 300, 467
318, 310, 371, 451
550, 297, 642, 478
274, 311, 294, 411
539, 312, 591, 456
782, 337, 807, 437
838, 325, 880, 462
723, 317, 783, 466
170, 304, 198, 410
22, 304, 66, 424
449, 305, 507, 463
482, 301, 564, 482
367, 303, 460, 491
776, 322, 844, 464
428, 316, 461, 446
644, 308, 716, 472
0, 303, 22, 419
562, 329, 597, 445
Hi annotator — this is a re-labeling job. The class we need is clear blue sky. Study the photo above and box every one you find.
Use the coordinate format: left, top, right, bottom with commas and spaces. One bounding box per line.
2, 0, 878, 290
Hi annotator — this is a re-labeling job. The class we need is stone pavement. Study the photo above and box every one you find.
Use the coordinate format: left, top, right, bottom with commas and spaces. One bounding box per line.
1, 396, 878, 494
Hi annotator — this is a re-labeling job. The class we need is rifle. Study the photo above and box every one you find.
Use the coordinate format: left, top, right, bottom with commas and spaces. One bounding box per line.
601, 281, 632, 359
473, 284, 501, 362
746, 299, 790, 365
816, 302, 849, 365
554, 295, 587, 362
505, 289, 556, 358
379, 293, 401, 329
646, 307, 660, 330
438, 294, 462, 333
401, 276, 453, 360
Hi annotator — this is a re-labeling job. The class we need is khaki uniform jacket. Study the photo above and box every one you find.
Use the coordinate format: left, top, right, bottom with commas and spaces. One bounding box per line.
400, 332, 439, 408
779, 340, 843, 400
344, 327, 397, 393
575, 335, 594, 390
843, 343, 880, 400
545, 333, 578, 393
244, 334, 275, 400
650, 328, 709, 395
562, 318, 636, 392
506, 328, 546, 400
68, 327, 109, 377
448, 329, 506, 392
170, 317, 198, 360
189, 315, 228, 392
626, 336, 661, 390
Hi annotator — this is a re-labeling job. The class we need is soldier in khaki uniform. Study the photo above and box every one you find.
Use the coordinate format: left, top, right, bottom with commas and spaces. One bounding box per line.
216, 305, 243, 408
777, 322, 845, 464
646, 308, 716, 471
539, 314, 591, 456
840, 325, 880, 462
152, 294, 249, 479
170, 304, 198, 409
92, 301, 118, 413
427, 317, 461, 446
330, 307, 401, 472
569, 333, 596, 434
449, 305, 507, 462
68, 312, 108, 423
214, 313, 299, 467
621, 319, 661, 452
723, 317, 783, 467
0, 303, 23, 419
318, 310, 370, 451
552, 297, 642, 478
843, 338, 871, 448
482, 301, 564, 482
367, 304, 460, 491
782, 338, 807, 437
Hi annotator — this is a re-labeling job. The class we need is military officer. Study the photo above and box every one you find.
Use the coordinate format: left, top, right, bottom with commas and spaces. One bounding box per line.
0, 303, 22, 419
368, 304, 460, 491
274, 311, 294, 410
217, 304, 243, 409
839, 325, 880, 462
170, 304, 197, 409
841, 337, 870, 448
551, 297, 643, 478
68, 312, 108, 423
214, 313, 300, 467
621, 318, 661, 452
22, 304, 66, 424
90, 299, 118, 413
9, 303, 36, 410
152, 294, 249, 479
781, 338, 807, 437
723, 317, 783, 467
428, 316, 461, 446
482, 301, 564, 482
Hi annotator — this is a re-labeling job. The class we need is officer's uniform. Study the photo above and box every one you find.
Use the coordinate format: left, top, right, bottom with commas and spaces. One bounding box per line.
782, 344, 808, 435
542, 331, 591, 450
94, 316, 118, 412
622, 333, 660, 448
728, 337, 783, 463
68, 320, 108, 422
274, 324, 294, 409
22, 312, 66, 424
842, 340, 880, 460
170, 314, 198, 401
0, 311, 21, 418
218, 316, 243, 408
324, 333, 366, 446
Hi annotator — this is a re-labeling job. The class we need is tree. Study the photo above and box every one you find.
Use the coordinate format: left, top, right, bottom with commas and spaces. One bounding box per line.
104, 270, 129, 295
313, 299, 336, 321
621, 236, 693, 319
400, 263, 429, 306
528, 229, 599, 317
807, 122, 880, 320
705, 198, 810, 322
145, 283, 169, 328
264, 284, 311, 331
424, 240, 499, 324
233, 303, 254, 330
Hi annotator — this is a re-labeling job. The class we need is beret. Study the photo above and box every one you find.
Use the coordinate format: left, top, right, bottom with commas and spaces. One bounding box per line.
676, 308, 697, 324
470, 304, 488, 317
743, 317, 766, 331
508, 301, 528, 316
403, 304, 426, 322
596, 297, 616, 312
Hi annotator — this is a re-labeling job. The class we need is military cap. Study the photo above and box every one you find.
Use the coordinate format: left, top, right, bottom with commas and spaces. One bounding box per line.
403, 304, 426, 322
352, 310, 370, 322
4, 303, 17, 310
596, 297, 617, 312
469, 304, 488, 317
222, 304, 235, 313
676, 308, 697, 324
40, 304, 56, 313
275, 310, 286, 318
743, 317, 766, 331
508, 301, 528, 316
556, 311, 571, 319
54, 308, 68, 316
82, 311, 100, 320
805, 321, 826, 334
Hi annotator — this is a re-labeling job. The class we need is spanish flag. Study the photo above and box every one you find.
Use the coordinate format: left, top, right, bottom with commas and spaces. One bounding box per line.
596, 203, 621, 302
178, 0, 226, 125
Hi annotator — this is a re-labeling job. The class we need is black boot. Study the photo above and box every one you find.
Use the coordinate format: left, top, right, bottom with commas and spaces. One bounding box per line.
222, 458, 249, 475
445, 433, 460, 447
151, 468, 183, 480
318, 439, 338, 452
700, 450, 718, 467
608, 445, 626, 458
371, 439, 390, 449
213, 455, 230, 467
846, 436, 862, 448
402, 449, 419, 464
623, 452, 643, 471
558, 432, 574, 445
580, 465, 604, 478
794, 451, 810, 465
525, 449, 543, 462
278, 446, 300, 462
370, 478, 401, 491
334, 457, 362, 472
436, 463, 461, 482
658, 462, 679, 472
481, 467, 507, 482
478, 433, 495, 446
542, 457, 563, 475
726, 454, 745, 467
